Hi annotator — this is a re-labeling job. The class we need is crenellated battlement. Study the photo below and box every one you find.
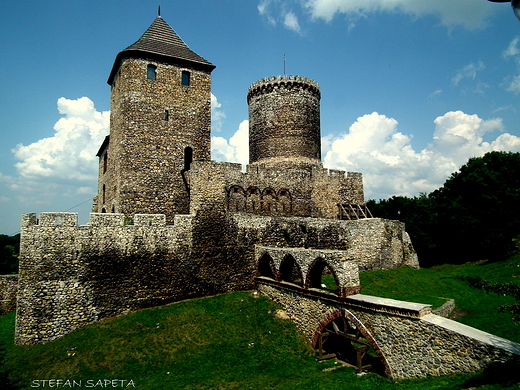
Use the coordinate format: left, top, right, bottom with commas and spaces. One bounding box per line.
21, 212, 172, 229
22, 212, 79, 228
247, 75, 321, 103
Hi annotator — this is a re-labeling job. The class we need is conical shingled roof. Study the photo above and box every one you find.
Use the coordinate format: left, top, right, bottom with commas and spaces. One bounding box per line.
108, 16, 215, 85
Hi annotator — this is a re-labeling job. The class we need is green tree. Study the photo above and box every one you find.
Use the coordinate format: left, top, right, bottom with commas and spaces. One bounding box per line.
430, 151, 520, 263
0, 234, 19, 275
369, 152, 520, 266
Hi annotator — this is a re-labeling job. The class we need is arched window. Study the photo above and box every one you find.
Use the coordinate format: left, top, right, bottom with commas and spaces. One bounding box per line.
278, 188, 292, 213
257, 253, 276, 279
182, 70, 190, 86
227, 185, 246, 211
147, 64, 157, 81
247, 187, 261, 211
262, 187, 276, 212
279, 255, 303, 286
306, 258, 339, 294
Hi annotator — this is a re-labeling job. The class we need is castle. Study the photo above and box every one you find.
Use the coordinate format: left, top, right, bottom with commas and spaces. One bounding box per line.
15, 15, 418, 346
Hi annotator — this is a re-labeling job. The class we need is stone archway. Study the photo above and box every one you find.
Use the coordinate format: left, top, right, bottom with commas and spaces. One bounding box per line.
313, 309, 392, 377
256, 252, 277, 279
305, 257, 340, 294
279, 254, 303, 286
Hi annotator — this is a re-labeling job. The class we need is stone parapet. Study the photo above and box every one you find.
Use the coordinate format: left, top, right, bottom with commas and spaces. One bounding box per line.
190, 160, 365, 219
247, 75, 321, 103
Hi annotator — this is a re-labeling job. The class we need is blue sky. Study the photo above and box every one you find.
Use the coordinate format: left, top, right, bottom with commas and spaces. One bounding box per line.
1, 0, 520, 234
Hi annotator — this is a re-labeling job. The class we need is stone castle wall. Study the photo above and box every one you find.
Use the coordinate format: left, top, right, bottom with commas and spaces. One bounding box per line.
0, 274, 18, 314
16, 202, 416, 345
16, 212, 195, 345
224, 214, 418, 285
188, 160, 364, 220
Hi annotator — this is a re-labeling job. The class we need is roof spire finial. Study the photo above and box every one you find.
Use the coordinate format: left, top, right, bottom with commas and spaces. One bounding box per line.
158, 5, 161, 17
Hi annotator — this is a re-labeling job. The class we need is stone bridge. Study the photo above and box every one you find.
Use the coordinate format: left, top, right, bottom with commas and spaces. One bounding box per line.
254, 246, 520, 379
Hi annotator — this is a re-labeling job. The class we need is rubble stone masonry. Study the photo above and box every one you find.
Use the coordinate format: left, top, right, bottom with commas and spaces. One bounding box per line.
15, 204, 417, 345
93, 57, 212, 222
11, 15, 520, 379
259, 284, 520, 379
248, 75, 321, 167
0, 274, 18, 314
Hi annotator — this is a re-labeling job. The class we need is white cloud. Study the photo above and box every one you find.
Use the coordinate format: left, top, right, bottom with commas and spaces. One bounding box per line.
505, 74, 520, 94
258, 1, 303, 32
503, 36, 520, 59
211, 93, 226, 132
258, 0, 277, 25
323, 111, 520, 200
211, 120, 249, 167
76, 186, 94, 195
503, 36, 520, 94
258, 0, 496, 35
429, 89, 443, 97
284, 11, 301, 33
0, 172, 13, 184
303, 0, 495, 30
451, 61, 486, 86
13, 97, 109, 181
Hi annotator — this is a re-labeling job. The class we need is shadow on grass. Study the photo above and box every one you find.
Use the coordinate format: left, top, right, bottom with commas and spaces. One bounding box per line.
461, 356, 520, 389
0, 343, 20, 390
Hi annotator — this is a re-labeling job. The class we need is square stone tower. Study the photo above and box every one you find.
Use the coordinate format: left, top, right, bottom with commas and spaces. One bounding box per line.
93, 15, 215, 221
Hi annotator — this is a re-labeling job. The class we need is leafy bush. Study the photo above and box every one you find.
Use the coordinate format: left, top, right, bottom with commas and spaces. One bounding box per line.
0, 235, 19, 275
368, 151, 520, 267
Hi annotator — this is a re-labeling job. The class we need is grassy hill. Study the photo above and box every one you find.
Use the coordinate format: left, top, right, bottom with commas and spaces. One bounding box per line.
1, 256, 520, 390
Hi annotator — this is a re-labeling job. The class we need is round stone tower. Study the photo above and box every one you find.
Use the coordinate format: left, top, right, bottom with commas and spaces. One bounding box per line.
247, 75, 322, 168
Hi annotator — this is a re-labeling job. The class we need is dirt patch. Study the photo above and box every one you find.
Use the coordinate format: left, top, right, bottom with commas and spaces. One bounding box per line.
450, 309, 469, 320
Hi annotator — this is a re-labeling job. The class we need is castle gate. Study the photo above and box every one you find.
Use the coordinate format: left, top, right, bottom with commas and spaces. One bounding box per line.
254, 247, 520, 379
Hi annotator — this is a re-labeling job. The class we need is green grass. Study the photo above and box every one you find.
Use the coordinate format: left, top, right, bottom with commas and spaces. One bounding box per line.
360, 254, 520, 344
0, 258, 520, 389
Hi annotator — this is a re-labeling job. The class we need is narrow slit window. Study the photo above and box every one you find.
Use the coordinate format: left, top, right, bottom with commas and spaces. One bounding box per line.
164, 110, 169, 121
184, 146, 193, 171
182, 71, 190, 86
103, 152, 108, 173
147, 64, 157, 81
